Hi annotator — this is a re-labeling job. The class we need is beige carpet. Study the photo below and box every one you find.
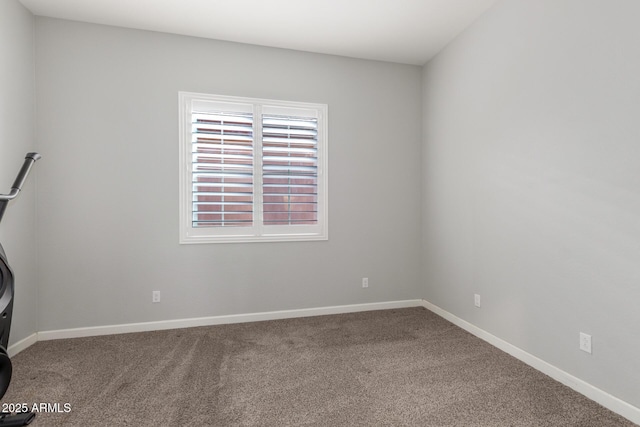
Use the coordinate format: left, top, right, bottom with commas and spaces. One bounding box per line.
4, 307, 636, 426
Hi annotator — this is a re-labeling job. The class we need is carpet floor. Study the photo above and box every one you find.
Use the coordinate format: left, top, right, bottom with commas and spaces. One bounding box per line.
4, 307, 636, 426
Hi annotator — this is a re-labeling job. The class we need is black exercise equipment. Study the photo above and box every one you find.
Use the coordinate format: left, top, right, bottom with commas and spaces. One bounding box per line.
0, 153, 41, 426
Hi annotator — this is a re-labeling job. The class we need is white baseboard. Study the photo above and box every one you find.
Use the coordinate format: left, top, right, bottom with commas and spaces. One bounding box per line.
37, 299, 423, 341
420, 299, 640, 426
7, 333, 38, 357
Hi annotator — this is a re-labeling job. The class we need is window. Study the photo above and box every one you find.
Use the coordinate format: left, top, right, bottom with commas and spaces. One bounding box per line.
179, 92, 328, 243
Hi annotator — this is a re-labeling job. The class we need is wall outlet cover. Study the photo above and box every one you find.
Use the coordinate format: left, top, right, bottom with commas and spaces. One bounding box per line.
579, 332, 592, 354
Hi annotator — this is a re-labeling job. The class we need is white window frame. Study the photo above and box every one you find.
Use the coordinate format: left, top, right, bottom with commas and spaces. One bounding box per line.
179, 92, 328, 244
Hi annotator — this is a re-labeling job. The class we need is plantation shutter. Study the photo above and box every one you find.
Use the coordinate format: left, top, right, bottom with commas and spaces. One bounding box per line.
191, 110, 254, 227
180, 92, 327, 244
262, 113, 319, 225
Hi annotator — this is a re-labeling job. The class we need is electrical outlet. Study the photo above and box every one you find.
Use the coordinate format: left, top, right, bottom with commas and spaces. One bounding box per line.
152, 291, 161, 303
474, 294, 481, 308
579, 332, 592, 354
362, 278, 369, 288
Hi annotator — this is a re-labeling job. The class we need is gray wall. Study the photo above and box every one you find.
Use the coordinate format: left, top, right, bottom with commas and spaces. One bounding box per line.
35, 18, 423, 331
0, 0, 37, 347
422, 0, 640, 408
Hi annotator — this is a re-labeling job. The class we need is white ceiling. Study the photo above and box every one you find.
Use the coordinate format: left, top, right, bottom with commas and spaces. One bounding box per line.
19, 0, 498, 65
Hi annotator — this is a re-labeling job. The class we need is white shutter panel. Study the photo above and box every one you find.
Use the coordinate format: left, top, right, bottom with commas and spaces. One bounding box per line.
262, 114, 318, 225
191, 110, 254, 227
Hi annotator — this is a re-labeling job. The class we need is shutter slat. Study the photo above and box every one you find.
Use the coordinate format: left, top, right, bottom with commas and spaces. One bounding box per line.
193, 143, 253, 151
193, 183, 253, 189
193, 191, 252, 197
194, 112, 252, 123
263, 130, 317, 139
263, 146, 316, 155
195, 156, 252, 164
262, 184, 316, 189
263, 156, 317, 164
263, 174, 317, 181
263, 165, 317, 173
193, 201, 253, 205
263, 117, 317, 126
263, 137, 318, 146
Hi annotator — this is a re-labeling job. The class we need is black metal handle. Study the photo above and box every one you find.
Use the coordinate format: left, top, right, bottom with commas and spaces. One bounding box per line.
0, 153, 41, 202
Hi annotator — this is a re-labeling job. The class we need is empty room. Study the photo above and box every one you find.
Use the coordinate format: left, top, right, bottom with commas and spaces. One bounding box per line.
0, 0, 638, 425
